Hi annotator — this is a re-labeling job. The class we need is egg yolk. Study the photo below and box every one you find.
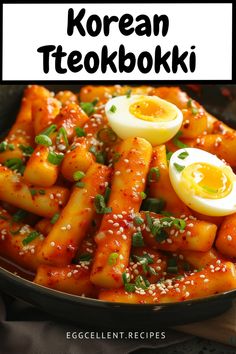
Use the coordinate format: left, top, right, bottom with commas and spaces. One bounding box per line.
182, 162, 233, 199
129, 97, 177, 122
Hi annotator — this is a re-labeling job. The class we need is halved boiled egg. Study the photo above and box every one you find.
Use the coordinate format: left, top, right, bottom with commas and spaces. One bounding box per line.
169, 148, 236, 216
105, 95, 183, 145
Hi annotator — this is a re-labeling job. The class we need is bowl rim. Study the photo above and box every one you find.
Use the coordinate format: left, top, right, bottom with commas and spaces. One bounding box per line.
1, 265, 236, 309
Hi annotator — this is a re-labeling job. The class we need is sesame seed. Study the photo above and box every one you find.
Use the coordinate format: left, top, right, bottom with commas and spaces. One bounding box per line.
122, 235, 127, 240
113, 223, 119, 227
108, 220, 113, 224
204, 279, 209, 283
227, 235, 232, 241
200, 274, 205, 278
115, 171, 121, 175
108, 230, 113, 234
185, 292, 190, 298
66, 224, 72, 230
215, 267, 220, 271
67, 272, 72, 278
124, 159, 129, 163
50, 241, 55, 247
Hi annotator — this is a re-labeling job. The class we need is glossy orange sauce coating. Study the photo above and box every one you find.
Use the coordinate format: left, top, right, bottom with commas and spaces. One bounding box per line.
0, 85, 235, 303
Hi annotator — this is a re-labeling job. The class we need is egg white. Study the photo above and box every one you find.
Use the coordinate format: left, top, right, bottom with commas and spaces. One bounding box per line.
169, 148, 236, 216
105, 95, 183, 146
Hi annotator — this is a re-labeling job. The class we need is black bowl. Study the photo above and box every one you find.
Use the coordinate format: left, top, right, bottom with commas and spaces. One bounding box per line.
0, 84, 236, 329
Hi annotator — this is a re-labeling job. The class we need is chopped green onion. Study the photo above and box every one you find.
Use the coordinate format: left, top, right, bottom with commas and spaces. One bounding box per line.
178, 151, 189, 160
78, 253, 92, 262
122, 272, 130, 284
126, 89, 132, 98
132, 231, 144, 247
10, 227, 22, 235
12, 209, 28, 223
94, 194, 112, 214
0, 141, 7, 152
166, 151, 173, 161
135, 275, 150, 290
175, 275, 185, 280
109, 105, 117, 113
133, 254, 154, 274
174, 163, 185, 172
19, 145, 34, 156
192, 107, 199, 115
80, 102, 96, 116
122, 272, 136, 292
89, 146, 105, 164
97, 128, 118, 144
140, 191, 147, 200
75, 127, 86, 137
183, 262, 191, 271
113, 152, 121, 164
22, 231, 41, 245
187, 99, 193, 108
148, 167, 160, 183
124, 283, 136, 292
50, 213, 60, 225
167, 266, 178, 274
155, 229, 168, 243
104, 186, 111, 203
167, 258, 178, 274
172, 218, 186, 230
73, 170, 85, 181
108, 252, 119, 265
0, 141, 14, 152
38, 189, 46, 195
75, 181, 85, 188
187, 99, 199, 115
47, 152, 64, 165
35, 134, 52, 147
41, 124, 57, 136
134, 216, 144, 226
57, 127, 69, 148
30, 189, 37, 196
8, 144, 15, 151
4, 158, 25, 174
173, 131, 188, 149
160, 211, 173, 216
141, 197, 165, 213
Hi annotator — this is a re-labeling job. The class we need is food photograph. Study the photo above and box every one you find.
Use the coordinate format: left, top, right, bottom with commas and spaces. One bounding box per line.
0, 84, 236, 353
